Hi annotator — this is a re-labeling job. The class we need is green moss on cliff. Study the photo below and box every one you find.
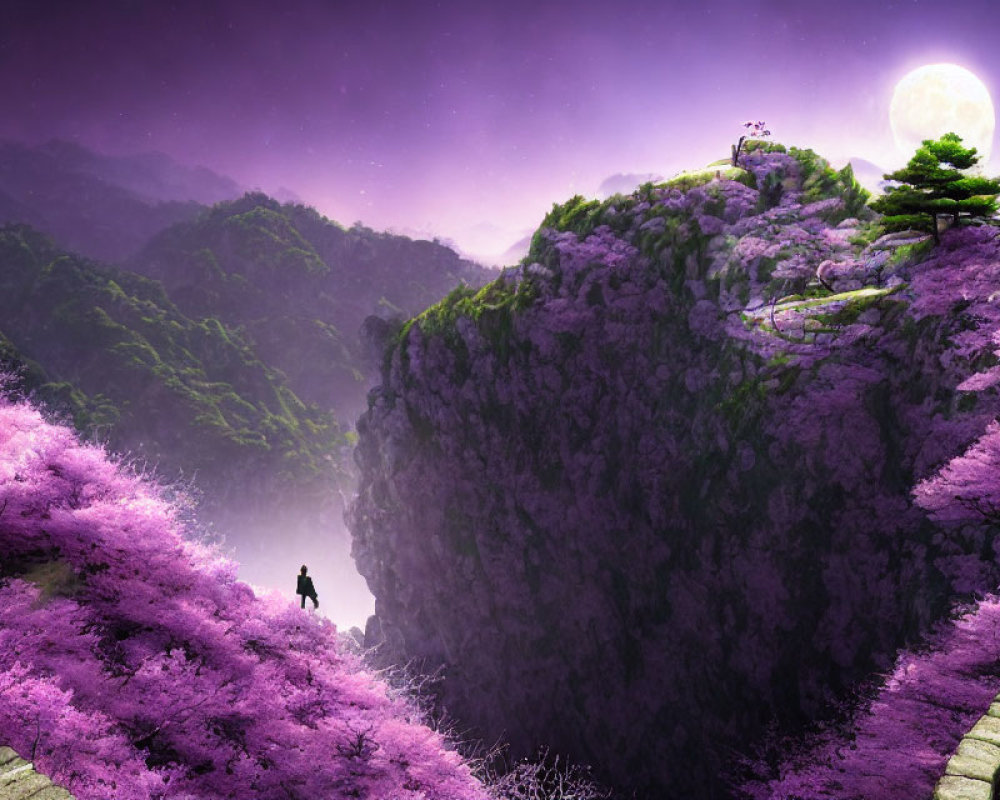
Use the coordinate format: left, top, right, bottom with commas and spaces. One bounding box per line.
742, 141, 872, 223
396, 273, 540, 368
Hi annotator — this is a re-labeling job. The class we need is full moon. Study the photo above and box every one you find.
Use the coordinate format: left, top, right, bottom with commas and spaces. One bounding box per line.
889, 63, 995, 164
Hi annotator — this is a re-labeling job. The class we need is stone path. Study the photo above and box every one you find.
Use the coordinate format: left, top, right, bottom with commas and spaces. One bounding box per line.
742, 285, 897, 325
935, 696, 1000, 800
0, 747, 74, 799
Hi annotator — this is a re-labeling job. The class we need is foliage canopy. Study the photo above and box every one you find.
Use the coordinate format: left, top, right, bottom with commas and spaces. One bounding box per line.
871, 132, 1000, 242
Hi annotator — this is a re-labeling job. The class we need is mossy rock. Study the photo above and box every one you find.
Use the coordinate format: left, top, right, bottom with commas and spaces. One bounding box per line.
945, 737, 1000, 783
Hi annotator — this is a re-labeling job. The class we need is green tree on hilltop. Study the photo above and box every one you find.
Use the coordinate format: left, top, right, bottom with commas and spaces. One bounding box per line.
871, 132, 1000, 243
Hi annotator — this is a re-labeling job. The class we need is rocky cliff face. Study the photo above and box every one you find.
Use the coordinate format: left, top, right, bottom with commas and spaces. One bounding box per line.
349, 145, 1000, 798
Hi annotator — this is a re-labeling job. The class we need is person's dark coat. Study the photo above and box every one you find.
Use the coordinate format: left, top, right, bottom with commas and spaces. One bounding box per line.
297, 574, 316, 599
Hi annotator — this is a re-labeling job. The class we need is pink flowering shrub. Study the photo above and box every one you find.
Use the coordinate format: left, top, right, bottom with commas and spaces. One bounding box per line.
0, 395, 490, 800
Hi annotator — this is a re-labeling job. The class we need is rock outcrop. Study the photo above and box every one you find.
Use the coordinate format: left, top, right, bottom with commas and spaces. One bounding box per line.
349, 144, 1000, 798
0, 747, 74, 799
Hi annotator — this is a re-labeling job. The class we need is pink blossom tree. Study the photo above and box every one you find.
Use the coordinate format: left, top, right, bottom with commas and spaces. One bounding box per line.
0, 393, 493, 800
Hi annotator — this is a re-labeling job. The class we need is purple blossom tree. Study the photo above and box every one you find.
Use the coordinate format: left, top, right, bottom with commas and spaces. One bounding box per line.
914, 421, 1000, 523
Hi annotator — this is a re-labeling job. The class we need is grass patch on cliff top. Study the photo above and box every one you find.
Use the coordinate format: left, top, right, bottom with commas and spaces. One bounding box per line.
397, 273, 539, 355
664, 165, 756, 192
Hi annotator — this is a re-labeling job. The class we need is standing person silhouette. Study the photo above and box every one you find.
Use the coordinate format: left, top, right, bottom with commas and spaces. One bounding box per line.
296, 565, 319, 610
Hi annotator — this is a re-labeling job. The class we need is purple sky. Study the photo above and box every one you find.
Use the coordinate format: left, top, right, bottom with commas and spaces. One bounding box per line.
4, 0, 1000, 257
3, 0, 999, 626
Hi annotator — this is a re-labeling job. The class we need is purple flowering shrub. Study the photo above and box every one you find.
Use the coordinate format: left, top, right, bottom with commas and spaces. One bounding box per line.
742, 596, 1000, 800
915, 421, 1000, 522
0, 395, 489, 800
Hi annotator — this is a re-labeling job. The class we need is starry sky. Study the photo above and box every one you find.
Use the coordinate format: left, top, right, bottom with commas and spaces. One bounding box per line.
3, 0, 1000, 259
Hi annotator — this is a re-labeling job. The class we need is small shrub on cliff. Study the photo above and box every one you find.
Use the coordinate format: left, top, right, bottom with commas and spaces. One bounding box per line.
486, 749, 613, 800
732, 120, 771, 166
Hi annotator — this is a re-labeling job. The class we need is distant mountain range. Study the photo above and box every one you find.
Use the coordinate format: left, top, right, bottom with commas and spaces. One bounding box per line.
596, 171, 665, 199
0, 191, 493, 484
128, 192, 493, 414
844, 156, 892, 194
32, 139, 243, 205
0, 139, 243, 262
0, 223, 344, 504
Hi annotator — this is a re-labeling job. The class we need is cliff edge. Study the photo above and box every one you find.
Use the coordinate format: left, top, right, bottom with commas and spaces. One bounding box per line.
350, 144, 1000, 798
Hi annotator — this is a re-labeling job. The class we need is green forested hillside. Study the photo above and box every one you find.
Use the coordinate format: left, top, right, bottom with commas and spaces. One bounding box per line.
0, 193, 492, 496
130, 193, 492, 411
0, 224, 347, 505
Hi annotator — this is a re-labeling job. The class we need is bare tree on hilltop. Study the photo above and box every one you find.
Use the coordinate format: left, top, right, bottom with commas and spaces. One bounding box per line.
732, 120, 771, 166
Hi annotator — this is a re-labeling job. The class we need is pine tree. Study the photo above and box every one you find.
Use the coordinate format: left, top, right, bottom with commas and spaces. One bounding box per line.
871, 132, 1000, 243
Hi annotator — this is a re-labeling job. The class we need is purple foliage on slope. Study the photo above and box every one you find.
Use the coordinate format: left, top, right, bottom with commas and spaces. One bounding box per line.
0, 395, 489, 800
738, 229, 1000, 798
915, 421, 1000, 522
910, 228, 1000, 526
743, 596, 1000, 800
